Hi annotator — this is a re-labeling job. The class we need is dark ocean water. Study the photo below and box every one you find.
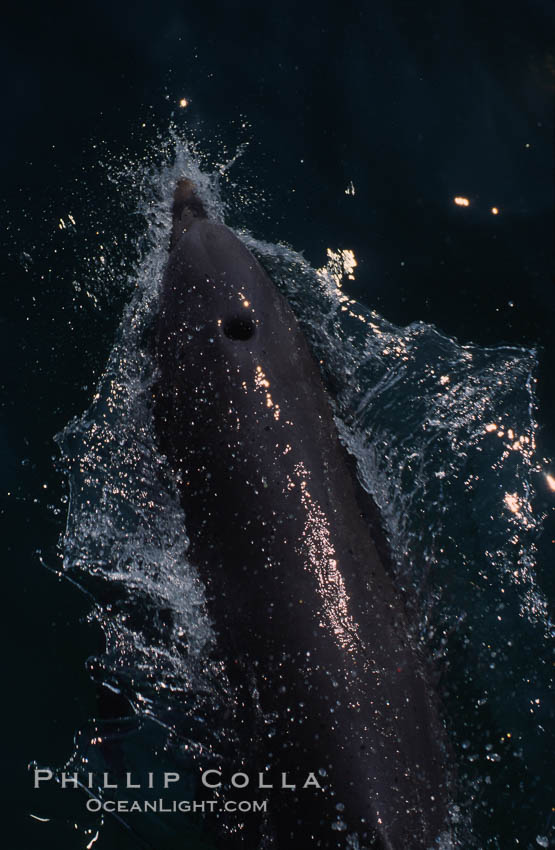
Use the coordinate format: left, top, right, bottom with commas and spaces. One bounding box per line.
2, 2, 553, 849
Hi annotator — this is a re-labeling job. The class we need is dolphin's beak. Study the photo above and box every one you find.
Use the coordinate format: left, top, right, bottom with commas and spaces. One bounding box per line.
170, 178, 207, 249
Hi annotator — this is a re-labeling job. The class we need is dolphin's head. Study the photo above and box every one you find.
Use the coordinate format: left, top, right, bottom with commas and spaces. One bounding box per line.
154, 179, 316, 456
162, 179, 291, 358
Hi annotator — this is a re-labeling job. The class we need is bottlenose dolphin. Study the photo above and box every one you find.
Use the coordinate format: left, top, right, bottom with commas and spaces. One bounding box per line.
152, 179, 451, 849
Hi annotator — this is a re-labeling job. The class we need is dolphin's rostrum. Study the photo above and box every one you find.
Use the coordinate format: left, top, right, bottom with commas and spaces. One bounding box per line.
152, 179, 452, 849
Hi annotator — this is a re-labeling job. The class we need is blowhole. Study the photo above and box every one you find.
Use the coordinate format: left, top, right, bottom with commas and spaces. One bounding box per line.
223, 316, 256, 341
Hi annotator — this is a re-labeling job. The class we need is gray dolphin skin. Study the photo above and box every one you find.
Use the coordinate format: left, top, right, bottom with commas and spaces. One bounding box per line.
152, 179, 452, 849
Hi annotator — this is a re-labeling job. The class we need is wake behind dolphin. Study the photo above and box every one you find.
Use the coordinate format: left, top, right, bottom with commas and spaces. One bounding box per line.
152, 179, 452, 848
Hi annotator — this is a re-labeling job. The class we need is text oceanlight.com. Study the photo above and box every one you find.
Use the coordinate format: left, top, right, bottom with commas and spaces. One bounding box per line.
85, 799, 269, 814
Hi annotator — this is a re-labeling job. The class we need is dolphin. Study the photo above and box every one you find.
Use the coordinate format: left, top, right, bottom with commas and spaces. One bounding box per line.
152, 179, 452, 849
